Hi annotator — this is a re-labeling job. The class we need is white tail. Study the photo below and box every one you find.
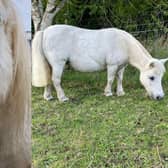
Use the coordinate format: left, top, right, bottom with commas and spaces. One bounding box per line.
32, 31, 51, 87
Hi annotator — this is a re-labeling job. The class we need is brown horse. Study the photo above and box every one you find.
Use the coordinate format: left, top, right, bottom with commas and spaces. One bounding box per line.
0, 0, 31, 167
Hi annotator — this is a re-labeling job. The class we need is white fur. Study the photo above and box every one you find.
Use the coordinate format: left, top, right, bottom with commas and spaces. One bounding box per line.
0, 0, 31, 166
32, 25, 168, 101
0, 26, 13, 102
0, 3, 13, 102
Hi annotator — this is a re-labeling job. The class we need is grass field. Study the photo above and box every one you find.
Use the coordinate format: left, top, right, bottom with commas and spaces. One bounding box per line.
32, 42, 168, 168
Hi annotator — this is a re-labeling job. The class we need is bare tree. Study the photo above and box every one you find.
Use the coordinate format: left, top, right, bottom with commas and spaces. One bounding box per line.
32, 0, 67, 32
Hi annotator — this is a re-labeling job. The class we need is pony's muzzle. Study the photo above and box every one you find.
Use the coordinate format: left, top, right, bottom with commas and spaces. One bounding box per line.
148, 91, 164, 100
156, 95, 163, 100
153, 93, 164, 100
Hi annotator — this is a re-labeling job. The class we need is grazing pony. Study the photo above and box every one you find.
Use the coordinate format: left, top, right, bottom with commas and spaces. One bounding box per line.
32, 25, 168, 102
0, 0, 31, 167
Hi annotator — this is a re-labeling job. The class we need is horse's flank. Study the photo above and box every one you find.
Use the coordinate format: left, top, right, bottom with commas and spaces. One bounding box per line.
0, 0, 31, 167
43, 25, 153, 71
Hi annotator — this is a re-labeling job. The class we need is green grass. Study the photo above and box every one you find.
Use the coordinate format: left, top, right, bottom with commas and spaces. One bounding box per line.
32, 44, 168, 168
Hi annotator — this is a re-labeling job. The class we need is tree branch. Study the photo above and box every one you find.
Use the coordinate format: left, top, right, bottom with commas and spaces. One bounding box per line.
40, 0, 68, 30
32, 0, 42, 32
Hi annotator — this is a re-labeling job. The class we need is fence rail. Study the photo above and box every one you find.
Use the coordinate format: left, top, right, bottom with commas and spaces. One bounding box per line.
122, 21, 168, 41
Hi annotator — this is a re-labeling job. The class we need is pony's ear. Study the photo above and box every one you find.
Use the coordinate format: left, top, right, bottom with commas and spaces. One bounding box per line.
160, 58, 168, 65
149, 61, 155, 68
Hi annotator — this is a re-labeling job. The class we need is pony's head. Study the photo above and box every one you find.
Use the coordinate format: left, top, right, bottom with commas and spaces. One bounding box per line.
140, 58, 168, 100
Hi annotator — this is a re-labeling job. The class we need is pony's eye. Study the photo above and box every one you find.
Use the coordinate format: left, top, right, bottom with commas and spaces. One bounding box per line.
149, 76, 155, 81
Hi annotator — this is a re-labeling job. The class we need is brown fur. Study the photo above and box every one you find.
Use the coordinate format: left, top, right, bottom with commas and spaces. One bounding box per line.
0, 0, 31, 167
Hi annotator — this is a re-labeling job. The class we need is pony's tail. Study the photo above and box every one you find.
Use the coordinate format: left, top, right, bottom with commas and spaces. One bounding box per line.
32, 31, 51, 87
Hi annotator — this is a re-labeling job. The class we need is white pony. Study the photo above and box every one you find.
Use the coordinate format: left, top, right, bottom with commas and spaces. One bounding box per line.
32, 25, 168, 102
0, 0, 31, 167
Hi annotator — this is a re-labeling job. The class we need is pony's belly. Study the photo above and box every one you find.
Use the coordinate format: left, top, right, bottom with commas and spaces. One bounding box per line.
70, 57, 105, 72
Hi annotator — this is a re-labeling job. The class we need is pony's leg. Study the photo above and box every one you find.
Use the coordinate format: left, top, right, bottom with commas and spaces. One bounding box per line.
52, 62, 69, 102
104, 65, 118, 96
116, 67, 125, 96
43, 84, 53, 101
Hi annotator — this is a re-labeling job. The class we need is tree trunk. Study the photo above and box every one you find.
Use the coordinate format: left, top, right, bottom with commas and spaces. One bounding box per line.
32, 0, 43, 32
32, 0, 67, 32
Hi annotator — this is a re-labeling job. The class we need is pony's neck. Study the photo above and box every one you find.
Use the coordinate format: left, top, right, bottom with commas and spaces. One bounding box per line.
128, 39, 152, 71
129, 52, 151, 71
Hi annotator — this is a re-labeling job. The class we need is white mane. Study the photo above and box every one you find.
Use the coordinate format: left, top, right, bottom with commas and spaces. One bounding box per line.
0, 0, 31, 167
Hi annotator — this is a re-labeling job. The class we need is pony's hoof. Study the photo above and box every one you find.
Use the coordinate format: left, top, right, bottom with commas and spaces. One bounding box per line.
44, 95, 54, 101
104, 92, 113, 97
117, 91, 125, 96
59, 96, 69, 102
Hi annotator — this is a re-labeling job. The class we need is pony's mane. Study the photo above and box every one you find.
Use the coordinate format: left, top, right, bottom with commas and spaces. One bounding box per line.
0, 0, 31, 167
